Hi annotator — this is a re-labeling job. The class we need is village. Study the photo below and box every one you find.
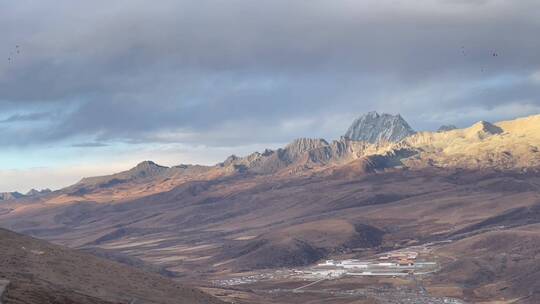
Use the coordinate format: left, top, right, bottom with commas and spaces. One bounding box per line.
212, 249, 465, 303
215, 249, 439, 287
297, 250, 438, 280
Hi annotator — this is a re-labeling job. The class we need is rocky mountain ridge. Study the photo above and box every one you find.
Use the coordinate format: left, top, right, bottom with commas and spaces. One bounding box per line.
43, 114, 539, 198
0, 192, 24, 201
437, 124, 458, 132
344, 111, 416, 143
0, 189, 51, 201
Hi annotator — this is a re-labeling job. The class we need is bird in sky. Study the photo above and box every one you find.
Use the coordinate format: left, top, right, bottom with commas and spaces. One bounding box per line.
7, 45, 21, 62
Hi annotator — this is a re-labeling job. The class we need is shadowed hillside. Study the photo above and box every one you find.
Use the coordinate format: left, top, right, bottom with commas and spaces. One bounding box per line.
0, 228, 223, 304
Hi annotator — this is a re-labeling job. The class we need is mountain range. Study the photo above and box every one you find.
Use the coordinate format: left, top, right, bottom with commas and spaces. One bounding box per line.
45, 112, 540, 200
0, 189, 51, 201
2, 112, 540, 303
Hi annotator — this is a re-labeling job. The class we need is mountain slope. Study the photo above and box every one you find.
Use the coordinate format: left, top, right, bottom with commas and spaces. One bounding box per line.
432, 225, 540, 302
1, 189, 51, 202
399, 115, 540, 169
0, 192, 24, 201
0, 228, 223, 304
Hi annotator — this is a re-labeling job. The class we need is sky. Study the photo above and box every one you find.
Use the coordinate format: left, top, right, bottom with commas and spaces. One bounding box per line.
1, 0, 540, 192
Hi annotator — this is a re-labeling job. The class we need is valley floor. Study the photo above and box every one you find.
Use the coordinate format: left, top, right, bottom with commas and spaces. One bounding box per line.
204, 243, 466, 304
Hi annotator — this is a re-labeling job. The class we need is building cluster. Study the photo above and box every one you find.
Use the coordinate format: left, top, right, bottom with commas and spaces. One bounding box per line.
318, 259, 369, 269
316, 251, 419, 270
301, 268, 347, 279
378, 251, 418, 266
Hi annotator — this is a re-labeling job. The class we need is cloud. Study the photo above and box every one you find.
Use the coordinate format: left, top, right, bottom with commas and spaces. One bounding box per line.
0, 112, 52, 123
70, 142, 109, 148
0, 0, 539, 147
531, 70, 540, 84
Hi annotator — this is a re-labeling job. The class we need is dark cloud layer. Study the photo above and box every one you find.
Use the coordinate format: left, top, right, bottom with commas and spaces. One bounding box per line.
1, 0, 540, 147
70, 142, 109, 148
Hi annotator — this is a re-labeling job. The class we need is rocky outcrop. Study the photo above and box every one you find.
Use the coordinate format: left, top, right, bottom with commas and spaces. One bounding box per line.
0, 188, 53, 201
26, 189, 52, 197
0, 189, 51, 202
282, 138, 330, 162
437, 125, 458, 132
77, 161, 169, 187
468, 121, 503, 139
121, 161, 169, 179
344, 112, 416, 143
0, 192, 24, 201
220, 137, 399, 175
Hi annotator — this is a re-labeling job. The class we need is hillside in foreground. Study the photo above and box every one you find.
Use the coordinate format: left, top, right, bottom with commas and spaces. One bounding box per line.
0, 228, 223, 304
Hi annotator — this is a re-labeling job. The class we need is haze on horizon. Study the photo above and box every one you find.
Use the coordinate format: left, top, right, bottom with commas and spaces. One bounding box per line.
1, 0, 540, 192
